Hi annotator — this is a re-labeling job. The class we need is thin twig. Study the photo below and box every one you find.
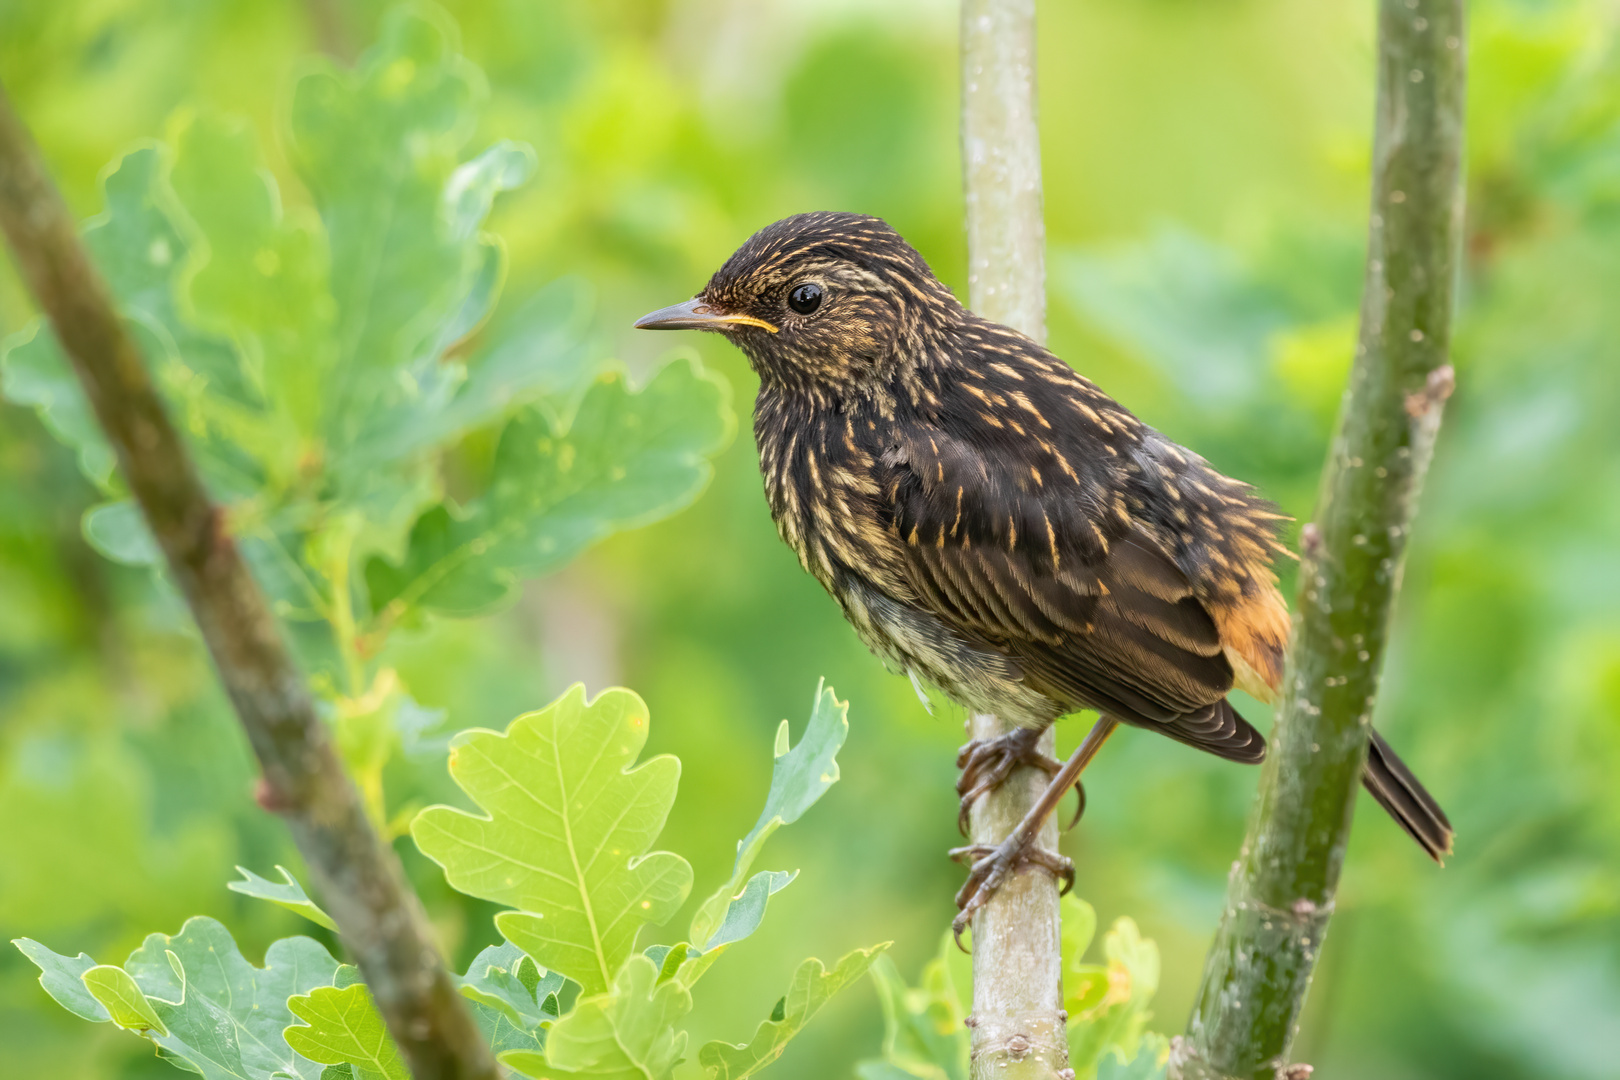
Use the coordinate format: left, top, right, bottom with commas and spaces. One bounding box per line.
959, 2, 1068, 1078
1172, 2, 1467, 1077
0, 83, 498, 1080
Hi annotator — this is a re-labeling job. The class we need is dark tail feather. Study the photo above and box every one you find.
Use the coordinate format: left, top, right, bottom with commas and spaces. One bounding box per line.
1362, 729, 1454, 863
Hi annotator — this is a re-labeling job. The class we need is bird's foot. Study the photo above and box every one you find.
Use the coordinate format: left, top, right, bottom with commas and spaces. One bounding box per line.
948, 838, 1074, 947
955, 726, 1063, 835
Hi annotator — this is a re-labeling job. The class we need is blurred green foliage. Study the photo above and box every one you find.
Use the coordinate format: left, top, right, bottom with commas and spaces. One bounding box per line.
858, 896, 1166, 1080
17, 679, 877, 1077
2, 1, 1619, 1078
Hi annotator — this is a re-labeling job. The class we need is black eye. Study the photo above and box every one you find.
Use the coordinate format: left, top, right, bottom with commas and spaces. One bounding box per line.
788, 282, 824, 315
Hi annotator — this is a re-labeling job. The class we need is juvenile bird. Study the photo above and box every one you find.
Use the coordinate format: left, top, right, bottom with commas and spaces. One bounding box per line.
637, 212, 1452, 930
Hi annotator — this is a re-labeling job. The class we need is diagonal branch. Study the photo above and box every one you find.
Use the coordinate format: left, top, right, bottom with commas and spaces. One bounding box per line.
1172, 2, 1467, 1077
959, 3, 1067, 1078
0, 83, 498, 1080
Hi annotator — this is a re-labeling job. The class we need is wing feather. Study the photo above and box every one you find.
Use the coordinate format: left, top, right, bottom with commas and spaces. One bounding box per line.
883, 424, 1264, 763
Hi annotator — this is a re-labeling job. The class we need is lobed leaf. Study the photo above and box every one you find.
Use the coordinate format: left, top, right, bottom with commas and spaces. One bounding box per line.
455, 939, 565, 1033
228, 865, 339, 931
167, 109, 332, 474
698, 870, 796, 953
0, 8, 617, 656
1, 322, 117, 486
1067, 916, 1163, 1078
854, 937, 969, 1080
10, 939, 110, 1023
502, 954, 691, 1080
366, 358, 732, 619
13, 916, 343, 1079
688, 682, 848, 952
284, 978, 408, 1080
1061, 894, 1110, 1019
699, 945, 888, 1080
412, 685, 693, 996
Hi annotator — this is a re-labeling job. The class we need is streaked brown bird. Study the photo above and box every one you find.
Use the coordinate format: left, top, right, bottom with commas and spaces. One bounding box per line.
637, 212, 1452, 931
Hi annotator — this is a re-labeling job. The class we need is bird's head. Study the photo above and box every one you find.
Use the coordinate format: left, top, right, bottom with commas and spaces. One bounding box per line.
635, 212, 963, 393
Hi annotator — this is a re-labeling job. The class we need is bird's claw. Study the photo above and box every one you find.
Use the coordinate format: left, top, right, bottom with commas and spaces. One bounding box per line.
1063, 780, 1088, 832
955, 728, 1063, 835
948, 839, 1075, 950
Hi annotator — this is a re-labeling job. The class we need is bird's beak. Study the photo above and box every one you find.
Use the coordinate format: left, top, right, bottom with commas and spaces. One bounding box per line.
633, 297, 778, 334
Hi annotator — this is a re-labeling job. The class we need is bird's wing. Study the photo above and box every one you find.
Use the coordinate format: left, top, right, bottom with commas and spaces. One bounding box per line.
881, 424, 1263, 762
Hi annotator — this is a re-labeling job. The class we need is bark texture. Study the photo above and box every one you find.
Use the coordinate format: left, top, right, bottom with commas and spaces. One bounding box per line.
0, 84, 499, 1080
1173, 2, 1467, 1076
960, 3, 1067, 1078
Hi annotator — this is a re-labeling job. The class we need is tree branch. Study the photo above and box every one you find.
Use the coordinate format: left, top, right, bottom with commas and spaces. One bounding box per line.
0, 84, 498, 1080
959, 3, 1067, 1078
1172, 3, 1466, 1077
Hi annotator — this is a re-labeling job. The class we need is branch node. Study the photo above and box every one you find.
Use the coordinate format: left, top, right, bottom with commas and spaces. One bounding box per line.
1404, 363, 1456, 418
253, 776, 292, 814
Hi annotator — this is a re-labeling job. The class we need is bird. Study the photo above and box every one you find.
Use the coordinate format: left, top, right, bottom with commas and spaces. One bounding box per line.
636, 211, 1453, 933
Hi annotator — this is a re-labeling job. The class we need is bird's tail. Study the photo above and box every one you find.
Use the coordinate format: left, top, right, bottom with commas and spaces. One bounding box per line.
1362, 729, 1454, 862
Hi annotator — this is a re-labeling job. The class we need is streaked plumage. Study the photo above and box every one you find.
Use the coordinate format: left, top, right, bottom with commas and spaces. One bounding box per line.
638, 211, 1452, 862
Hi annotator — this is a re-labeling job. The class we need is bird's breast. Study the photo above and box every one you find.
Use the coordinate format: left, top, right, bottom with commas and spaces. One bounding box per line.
754, 397, 911, 598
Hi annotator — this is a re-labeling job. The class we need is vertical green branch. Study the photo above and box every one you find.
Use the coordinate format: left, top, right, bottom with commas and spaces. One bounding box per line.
0, 84, 499, 1080
1173, 2, 1466, 1077
959, 2, 1067, 1079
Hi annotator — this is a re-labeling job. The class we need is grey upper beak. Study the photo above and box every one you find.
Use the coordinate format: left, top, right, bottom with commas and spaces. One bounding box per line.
634, 297, 778, 334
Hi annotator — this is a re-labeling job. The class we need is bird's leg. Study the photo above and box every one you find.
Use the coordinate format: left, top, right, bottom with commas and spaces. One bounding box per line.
950, 715, 1120, 944
955, 723, 1063, 834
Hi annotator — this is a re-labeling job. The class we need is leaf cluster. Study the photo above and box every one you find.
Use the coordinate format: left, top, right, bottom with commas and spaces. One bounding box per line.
14, 681, 880, 1080
855, 895, 1169, 1080
0, 5, 733, 699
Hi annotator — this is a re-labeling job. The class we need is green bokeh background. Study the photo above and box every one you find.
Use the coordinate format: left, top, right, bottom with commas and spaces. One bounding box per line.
3, 1, 1619, 1077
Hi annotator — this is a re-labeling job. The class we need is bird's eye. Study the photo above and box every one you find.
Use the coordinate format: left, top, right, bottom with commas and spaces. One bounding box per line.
788, 282, 824, 315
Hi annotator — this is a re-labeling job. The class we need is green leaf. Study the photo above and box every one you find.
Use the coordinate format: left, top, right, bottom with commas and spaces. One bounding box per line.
698, 945, 889, 1080
291, 7, 484, 393
700, 870, 796, 952
1, 322, 117, 486
688, 682, 848, 952
1067, 918, 1163, 1078
1061, 894, 1109, 1019
2, 12, 598, 642
1062, 893, 1099, 961
85, 144, 262, 496
15, 916, 343, 1079
413, 685, 693, 996
284, 983, 407, 1080
81, 965, 168, 1036
367, 358, 733, 619
502, 954, 691, 1080
1096, 1034, 1169, 1080
350, 277, 597, 473
11, 939, 111, 1023
228, 865, 339, 931
855, 937, 969, 1080
455, 939, 564, 1059
856, 1064, 940, 1080
82, 500, 162, 566
456, 940, 565, 1032
167, 109, 332, 460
